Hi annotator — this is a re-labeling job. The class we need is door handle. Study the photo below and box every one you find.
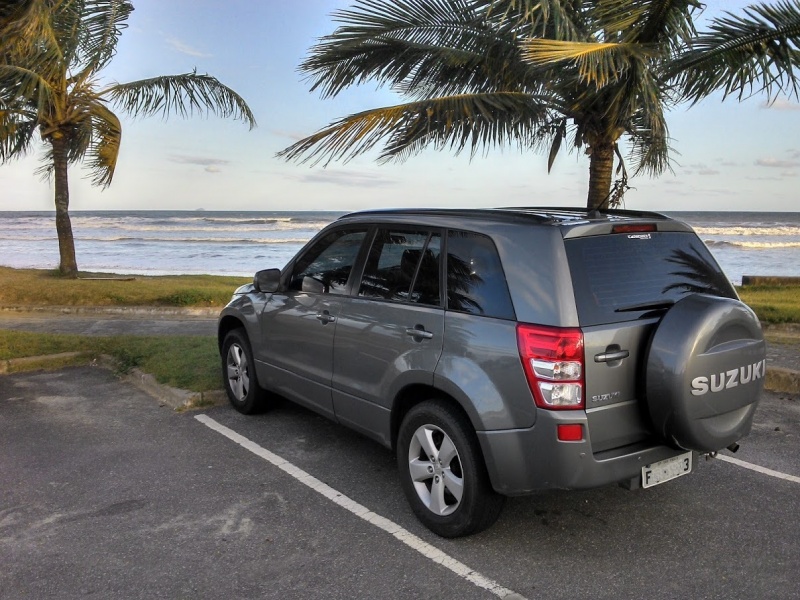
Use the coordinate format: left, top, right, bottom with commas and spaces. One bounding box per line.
316, 311, 336, 324
406, 327, 433, 340
594, 349, 629, 363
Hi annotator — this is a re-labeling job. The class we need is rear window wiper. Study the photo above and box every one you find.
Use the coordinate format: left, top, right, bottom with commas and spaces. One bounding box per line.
614, 300, 675, 313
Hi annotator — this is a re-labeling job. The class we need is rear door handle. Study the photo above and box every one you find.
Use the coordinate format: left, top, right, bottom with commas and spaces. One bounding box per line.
406, 327, 433, 340
594, 349, 629, 363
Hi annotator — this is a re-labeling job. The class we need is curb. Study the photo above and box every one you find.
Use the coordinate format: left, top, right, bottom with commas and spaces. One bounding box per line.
765, 367, 800, 395
0, 352, 86, 375
94, 354, 227, 411
122, 367, 228, 411
1, 353, 227, 411
3, 352, 799, 397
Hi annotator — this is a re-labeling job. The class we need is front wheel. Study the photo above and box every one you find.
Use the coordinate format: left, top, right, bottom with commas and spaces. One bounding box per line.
397, 400, 504, 537
221, 329, 268, 414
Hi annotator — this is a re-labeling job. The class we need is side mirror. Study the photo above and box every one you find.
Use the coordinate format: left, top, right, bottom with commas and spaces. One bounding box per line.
253, 268, 281, 293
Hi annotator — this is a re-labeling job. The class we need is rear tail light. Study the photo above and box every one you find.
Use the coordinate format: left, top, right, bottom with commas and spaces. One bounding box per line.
517, 324, 585, 410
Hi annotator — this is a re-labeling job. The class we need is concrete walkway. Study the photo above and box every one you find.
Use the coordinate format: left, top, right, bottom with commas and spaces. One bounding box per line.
0, 306, 217, 337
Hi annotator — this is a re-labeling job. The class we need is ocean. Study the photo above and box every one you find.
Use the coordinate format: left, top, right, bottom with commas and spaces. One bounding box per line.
0, 210, 798, 285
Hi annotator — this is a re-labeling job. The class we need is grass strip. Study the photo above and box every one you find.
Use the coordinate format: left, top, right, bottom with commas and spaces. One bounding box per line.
1, 267, 799, 324
0, 330, 221, 392
0, 266, 249, 308
737, 285, 800, 324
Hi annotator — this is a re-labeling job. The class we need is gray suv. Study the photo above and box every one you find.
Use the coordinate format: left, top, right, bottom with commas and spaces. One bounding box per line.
218, 208, 766, 537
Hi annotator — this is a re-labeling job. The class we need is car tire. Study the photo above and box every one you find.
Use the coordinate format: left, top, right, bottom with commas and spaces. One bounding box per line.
397, 399, 505, 538
221, 329, 268, 414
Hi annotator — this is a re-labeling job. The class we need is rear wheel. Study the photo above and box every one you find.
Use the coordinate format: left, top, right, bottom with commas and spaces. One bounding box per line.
221, 329, 267, 414
397, 400, 504, 538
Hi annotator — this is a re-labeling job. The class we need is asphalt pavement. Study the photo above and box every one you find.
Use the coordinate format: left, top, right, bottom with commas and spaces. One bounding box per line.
1, 366, 799, 599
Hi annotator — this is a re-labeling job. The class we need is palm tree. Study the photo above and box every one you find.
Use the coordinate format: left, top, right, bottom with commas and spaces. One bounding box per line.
279, 0, 800, 210
0, 0, 255, 275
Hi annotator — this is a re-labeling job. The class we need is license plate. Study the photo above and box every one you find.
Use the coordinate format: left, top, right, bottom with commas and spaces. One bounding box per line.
642, 452, 692, 488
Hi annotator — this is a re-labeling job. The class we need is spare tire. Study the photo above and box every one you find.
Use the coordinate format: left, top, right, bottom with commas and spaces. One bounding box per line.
645, 294, 766, 453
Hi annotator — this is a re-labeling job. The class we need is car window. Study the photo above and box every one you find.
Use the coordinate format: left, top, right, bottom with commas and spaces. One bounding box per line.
359, 229, 441, 305
288, 228, 368, 294
446, 230, 515, 320
565, 231, 738, 326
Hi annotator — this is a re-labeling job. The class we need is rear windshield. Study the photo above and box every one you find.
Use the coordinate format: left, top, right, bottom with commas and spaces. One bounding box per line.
565, 231, 737, 326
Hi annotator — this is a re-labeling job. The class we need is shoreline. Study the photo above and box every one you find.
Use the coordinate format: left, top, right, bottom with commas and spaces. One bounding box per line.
3, 209, 800, 284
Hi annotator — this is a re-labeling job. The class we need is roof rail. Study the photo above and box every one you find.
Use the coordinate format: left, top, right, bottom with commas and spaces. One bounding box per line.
337, 206, 670, 224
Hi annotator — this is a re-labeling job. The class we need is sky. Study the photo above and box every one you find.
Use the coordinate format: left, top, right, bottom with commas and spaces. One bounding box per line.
1, 0, 798, 213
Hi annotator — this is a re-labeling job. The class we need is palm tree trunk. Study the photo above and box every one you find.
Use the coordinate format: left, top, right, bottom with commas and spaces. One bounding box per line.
51, 134, 78, 276
586, 143, 614, 210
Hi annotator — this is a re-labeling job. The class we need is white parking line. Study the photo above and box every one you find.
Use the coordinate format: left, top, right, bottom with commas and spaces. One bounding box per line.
716, 454, 800, 484
195, 414, 527, 600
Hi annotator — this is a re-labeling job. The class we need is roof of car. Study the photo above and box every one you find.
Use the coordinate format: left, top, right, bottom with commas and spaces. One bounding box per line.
338, 206, 673, 227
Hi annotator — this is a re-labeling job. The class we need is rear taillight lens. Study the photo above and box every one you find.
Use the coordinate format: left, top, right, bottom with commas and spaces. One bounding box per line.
517, 324, 585, 410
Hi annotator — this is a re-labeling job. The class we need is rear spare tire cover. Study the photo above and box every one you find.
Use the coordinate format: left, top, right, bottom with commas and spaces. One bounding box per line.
645, 294, 766, 453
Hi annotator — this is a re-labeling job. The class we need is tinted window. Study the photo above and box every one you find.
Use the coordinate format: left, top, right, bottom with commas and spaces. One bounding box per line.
565, 231, 737, 326
359, 229, 441, 305
446, 231, 515, 320
289, 228, 367, 294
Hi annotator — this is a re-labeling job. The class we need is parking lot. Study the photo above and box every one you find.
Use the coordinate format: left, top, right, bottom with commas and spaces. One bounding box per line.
1, 366, 798, 599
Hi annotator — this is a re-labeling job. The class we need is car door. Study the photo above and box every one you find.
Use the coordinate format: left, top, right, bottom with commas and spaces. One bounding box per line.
256, 227, 368, 419
332, 228, 444, 445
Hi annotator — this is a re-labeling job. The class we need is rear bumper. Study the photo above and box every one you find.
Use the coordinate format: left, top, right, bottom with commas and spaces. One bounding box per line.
477, 411, 687, 495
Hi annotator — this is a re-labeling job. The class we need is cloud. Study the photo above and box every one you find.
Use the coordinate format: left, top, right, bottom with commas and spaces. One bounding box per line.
205, 165, 221, 173
270, 129, 307, 142
289, 169, 396, 188
760, 97, 800, 111
698, 169, 720, 176
755, 157, 800, 169
781, 171, 798, 178
169, 155, 230, 167
167, 37, 212, 58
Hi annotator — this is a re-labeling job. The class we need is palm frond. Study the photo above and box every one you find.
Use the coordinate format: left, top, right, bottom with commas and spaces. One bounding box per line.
670, 0, 800, 102
301, 0, 535, 100
278, 92, 551, 166
51, 0, 132, 75
105, 72, 256, 128
0, 108, 38, 159
476, 0, 584, 39
623, 0, 701, 46
521, 39, 652, 87
71, 0, 133, 80
0, 0, 62, 57
626, 103, 672, 178
588, 0, 700, 47
85, 99, 121, 186
0, 64, 56, 118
